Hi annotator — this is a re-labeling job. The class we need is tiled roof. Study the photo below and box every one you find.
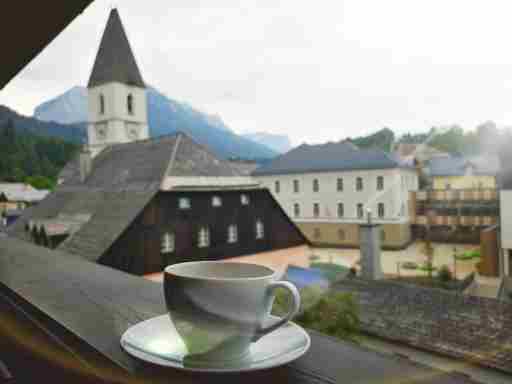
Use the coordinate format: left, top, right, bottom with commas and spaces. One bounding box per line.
9, 133, 249, 262
0, 183, 49, 202
87, 9, 145, 88
252, 140, 409, 176
429, 155, 500, 177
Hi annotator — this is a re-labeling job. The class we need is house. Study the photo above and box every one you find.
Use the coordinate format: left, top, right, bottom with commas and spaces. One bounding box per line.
7, 8, 308, 275
0, 183, 49, 212
252, 141, 418, 249
429, 154, 500, 190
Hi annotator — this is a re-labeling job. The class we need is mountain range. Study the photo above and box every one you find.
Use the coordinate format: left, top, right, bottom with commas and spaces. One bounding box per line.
32, 86, 289, 159
241, 132, 292, 153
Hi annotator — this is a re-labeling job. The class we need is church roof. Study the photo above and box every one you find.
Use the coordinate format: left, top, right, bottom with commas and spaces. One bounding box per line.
8, 133, 253, 262
87, 9, 145, 88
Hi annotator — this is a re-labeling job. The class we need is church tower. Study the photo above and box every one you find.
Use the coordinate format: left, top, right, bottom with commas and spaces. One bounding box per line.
87, 9, 149, 157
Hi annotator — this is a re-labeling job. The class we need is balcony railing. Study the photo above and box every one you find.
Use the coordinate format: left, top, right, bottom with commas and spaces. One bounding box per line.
414, 215, 498, 226
415, 188, 497, 202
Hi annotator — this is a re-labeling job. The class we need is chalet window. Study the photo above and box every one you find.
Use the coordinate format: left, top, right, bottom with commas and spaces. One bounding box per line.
293, 179, 300, 193
227, 224, 238, 243
127, 94, 134, 115
313, 179, 319, 192
378, 203, 385, 218
337, 178, 343, 192
337, 203, 344, 218
356, 177, 363, 191
161, 232, 175, 254
212, 196, 222, 207
313, 228, 321, 240
198, 227, 210, 248
241, 194, 249, 205
178, 198, 191, 209
256, 220, 264, 239
313, 203, 320, 218
357, 203, 364, 219
275, 181, 280, 194
294, 203, 300, 218
338, 229, 345, 241
99, 94, 105, 114
377, 176, 384, 191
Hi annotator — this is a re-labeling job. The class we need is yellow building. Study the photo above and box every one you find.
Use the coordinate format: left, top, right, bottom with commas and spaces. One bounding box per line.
429, 155, 498, 190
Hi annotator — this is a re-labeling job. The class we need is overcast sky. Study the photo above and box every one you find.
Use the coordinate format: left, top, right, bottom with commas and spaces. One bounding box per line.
3, 0, 512, 145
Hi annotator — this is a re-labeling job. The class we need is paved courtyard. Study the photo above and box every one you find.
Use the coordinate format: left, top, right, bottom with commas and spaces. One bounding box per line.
311, 241, 480, 279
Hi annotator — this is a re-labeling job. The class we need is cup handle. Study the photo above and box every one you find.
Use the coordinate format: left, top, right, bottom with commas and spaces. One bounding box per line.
253, 281, 301, 341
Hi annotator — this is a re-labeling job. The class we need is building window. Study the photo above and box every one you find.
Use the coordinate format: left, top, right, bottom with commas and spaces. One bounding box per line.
313, 228, 321, 240
275, 181, 280, 194
212, 196, 222, 207
401, 203, 406, 216
313, 203, 320, 218
357, 203, 364, 219
313, 179, 319, 192
99, 94, 105, 114
294, 203, 300, 218
241, 194, 249, 205
380, 229, 386, 243
337, 203, 344, 218
378, 203, 385, 218
356, 177, 363, 191
338, 229, 345, 241
337, 178, 343, 192
377, 176, 384, 191
161, 232, 175, 254
293, 179, 300, 193
256, 220, 264, 239
178, 197, 191, 209
198, 227, 210, 248
227, 224, 238, 243
127, 94, 134, 115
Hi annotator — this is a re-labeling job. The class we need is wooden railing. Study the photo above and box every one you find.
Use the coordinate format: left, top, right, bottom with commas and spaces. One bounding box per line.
415, 189, 497, 202
414, 215, 498, 226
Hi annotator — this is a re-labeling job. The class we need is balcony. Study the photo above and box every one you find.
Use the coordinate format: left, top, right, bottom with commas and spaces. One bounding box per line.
414, 188, 497, 202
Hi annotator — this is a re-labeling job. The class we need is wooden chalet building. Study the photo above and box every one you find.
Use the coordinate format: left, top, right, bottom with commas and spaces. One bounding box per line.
8, 9, 308, 275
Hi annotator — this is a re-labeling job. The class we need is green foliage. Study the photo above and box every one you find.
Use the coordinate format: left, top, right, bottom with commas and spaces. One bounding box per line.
0, 119, 78, 186
272, 286, 360, 342
350, 128, 395, 152
455, 249, 481, 261
437, 265, 453, 282
310, 262, 349, 282
418, 264, 438, 272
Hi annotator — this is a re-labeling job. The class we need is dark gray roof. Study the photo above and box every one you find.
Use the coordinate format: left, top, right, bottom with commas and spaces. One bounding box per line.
87, 9, 145, 88
9, 133, 241, 262
429, 155, 500, 177
252, 140, 409, 176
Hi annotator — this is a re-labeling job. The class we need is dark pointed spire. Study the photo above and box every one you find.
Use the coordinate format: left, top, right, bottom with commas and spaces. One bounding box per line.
87, 9, 145, 88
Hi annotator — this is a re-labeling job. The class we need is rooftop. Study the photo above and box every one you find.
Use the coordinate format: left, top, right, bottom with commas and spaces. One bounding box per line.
429, 155, 500, 177
252, 140, 411, 176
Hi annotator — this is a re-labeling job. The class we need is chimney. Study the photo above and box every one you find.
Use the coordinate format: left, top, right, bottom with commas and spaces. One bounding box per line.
79, 145, 92, 183
359, 209, 384, 280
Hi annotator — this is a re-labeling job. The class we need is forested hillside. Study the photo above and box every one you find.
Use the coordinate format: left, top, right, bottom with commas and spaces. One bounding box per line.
0, 119, 78, 189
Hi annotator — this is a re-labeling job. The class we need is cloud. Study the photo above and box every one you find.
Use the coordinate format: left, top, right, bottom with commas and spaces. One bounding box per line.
2, 0, 512, 145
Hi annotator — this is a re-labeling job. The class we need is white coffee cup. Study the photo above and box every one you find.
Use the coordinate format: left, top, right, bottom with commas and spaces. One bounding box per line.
164, 261, 300, 363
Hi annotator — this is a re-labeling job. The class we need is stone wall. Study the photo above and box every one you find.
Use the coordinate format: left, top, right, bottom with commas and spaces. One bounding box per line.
334, 278, 512, 373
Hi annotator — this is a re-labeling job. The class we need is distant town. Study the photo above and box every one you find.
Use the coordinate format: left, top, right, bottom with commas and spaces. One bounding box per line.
2, 4, 512, 384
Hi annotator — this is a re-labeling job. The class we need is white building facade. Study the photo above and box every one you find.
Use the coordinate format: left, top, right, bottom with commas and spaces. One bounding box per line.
252, 142, 418, 248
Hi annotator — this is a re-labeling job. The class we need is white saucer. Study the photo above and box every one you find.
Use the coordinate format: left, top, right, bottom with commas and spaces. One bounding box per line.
120, 314, 310, 373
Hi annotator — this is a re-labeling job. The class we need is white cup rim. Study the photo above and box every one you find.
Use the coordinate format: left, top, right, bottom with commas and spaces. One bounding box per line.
164, 261, 277, 281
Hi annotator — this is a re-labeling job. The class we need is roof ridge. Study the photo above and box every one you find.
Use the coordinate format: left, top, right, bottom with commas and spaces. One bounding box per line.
160, 133, 183, 186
